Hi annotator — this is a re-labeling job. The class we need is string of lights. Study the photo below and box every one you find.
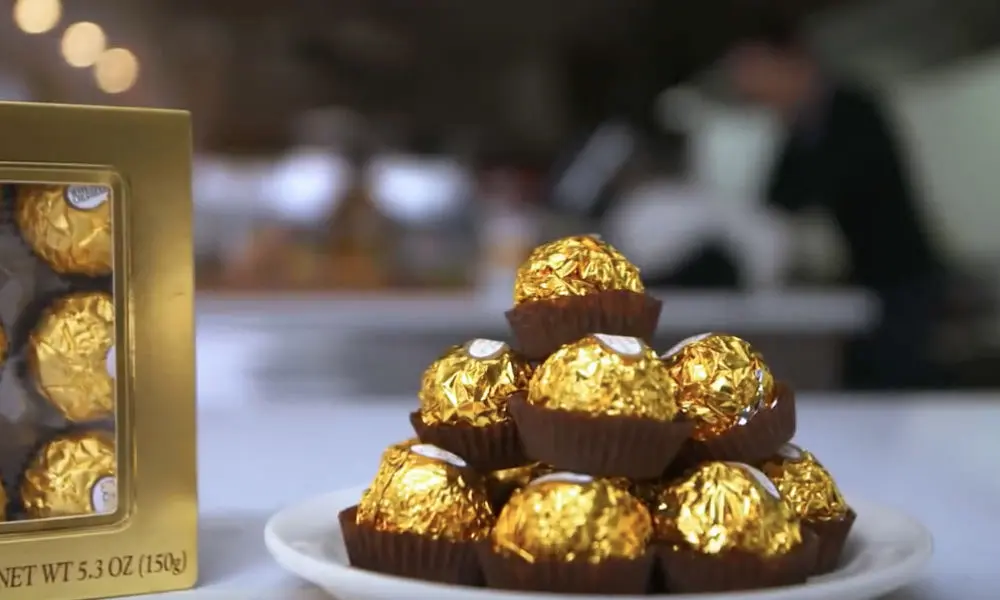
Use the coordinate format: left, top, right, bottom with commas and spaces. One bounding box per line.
12, 0, 139, 94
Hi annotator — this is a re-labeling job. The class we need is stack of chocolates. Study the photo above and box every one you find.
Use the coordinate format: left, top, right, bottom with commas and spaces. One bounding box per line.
0, 183, 118, 524
340, 235, 855, 594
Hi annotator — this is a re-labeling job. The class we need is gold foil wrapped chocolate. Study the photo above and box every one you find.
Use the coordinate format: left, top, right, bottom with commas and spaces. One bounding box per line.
357, 443, 494, 541
21, 430, 117, 518
380, 437, 419, 464
528, 334, 678, 420
418, 339, 532, 426
28, 291, 115, 423
762, 443, 849, 521
487, 462, 551, 490
484, 463, 553, 510
513, 235, 644, 305
652, 462, 801, 557
485, 465, 633, 514
662, 333, 774, 440
492, 473, 652, 563
15, 184, 113, 276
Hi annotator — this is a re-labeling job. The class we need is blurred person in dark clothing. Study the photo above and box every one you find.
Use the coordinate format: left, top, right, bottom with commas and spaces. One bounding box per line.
723, 18, 947, 389
612, 133, 742, 289
555, 46, 741, 289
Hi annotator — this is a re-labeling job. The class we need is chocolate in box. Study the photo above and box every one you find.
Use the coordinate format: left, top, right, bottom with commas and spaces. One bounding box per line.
0, 102, 197, 600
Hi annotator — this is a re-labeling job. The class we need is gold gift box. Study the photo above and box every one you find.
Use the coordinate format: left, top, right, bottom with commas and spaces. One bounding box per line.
0, 102, 196, 599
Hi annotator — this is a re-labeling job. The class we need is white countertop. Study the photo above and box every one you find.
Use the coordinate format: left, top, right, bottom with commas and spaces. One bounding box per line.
141, 390, 998, 599
196, 288, 877, 333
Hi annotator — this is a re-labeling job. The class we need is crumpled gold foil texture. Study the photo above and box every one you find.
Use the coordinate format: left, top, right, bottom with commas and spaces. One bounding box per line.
357, 445, 494, 541
492, 477, 652, 563
15, 184, 113, 276
21, 430, 116, 518
652, 462, 801, 557
418, 340, 532, 426
486, 463, 630, 496
28, 291, 116, 423
528, 335, 678, 420
762, 443, 849, 521
380, 437, 419, 464
487, 462, 552, 489
663, 333, 774, 440
513, 235, 644, 305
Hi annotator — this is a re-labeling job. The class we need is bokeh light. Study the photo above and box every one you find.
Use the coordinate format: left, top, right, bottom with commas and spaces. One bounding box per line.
61, 22, 107, 68
13, 0, 62, 34
94, 48, 139, 94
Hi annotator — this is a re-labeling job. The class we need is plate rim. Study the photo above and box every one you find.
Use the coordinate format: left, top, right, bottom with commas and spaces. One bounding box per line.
264, 485, 934, 600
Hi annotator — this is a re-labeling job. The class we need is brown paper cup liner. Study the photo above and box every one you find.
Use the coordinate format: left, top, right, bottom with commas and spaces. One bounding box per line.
409, 397, 528, 472
477, 543, 655, 594
339, 506, 483, 586
807, 509, 857, 575
675, 380, 797, 468
505, 290, 662, 360
510, 394, 693, 479
656, 530, 818, 593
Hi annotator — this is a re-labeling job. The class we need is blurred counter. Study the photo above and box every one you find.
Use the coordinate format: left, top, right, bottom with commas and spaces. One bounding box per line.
198, 288, 876, 332
196, 288, 877, 396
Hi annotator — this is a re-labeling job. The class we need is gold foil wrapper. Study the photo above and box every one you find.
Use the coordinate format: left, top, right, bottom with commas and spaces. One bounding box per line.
21, 430, 117, 518
513, 235, 644, 305
762, 443, 849, 522
528, 334, 678, 421
357, 443, 494, 541
653, 462, 801, 557
663, 333, 774, 440
483, 464, 624, 494
28, 291, 115, 423
380, 437, 419, 464
487, 462, 551, 490
484, 466, 649, 500
418, 339, 532, 426
15, 184, 113, 276
492, 474, 652, 563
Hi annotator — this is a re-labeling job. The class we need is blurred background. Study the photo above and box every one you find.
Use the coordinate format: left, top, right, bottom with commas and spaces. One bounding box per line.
8, 0, 1000, 399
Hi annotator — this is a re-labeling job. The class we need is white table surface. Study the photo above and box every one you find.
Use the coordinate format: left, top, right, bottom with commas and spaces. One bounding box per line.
134, 390, 999, 600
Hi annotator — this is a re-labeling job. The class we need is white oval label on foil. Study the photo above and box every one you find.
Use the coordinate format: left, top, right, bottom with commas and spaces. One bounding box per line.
65, 185, 110, 210
105, 345, 116, 379
777, 443, 804, 461
410, 444, 468, 468
531, 472, 594, 486
466, 339, 508, 360
91, 476, 118, 514
661, 332, 713, 359
593, 334, 644, 357
728, 463, 781, 499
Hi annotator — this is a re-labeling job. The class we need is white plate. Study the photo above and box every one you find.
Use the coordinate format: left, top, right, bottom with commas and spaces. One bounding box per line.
264, 486, 933, 600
